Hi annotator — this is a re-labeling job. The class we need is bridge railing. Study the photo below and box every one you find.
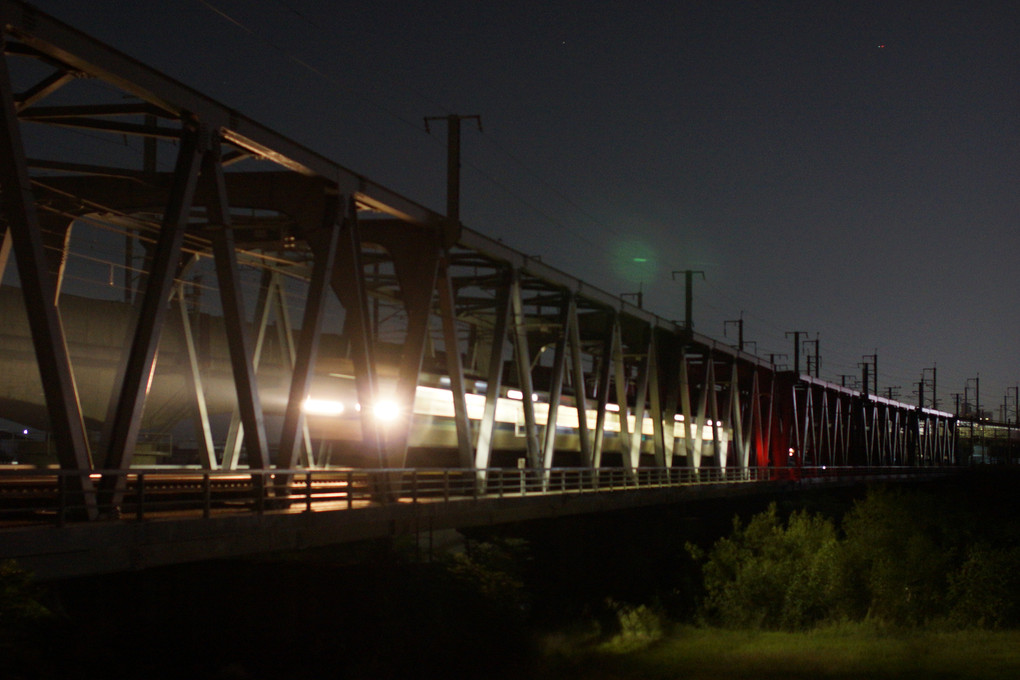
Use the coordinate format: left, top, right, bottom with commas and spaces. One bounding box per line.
0, 465, 954, 527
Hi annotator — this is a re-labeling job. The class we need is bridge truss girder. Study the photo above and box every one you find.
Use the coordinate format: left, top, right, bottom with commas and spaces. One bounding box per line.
0, 1, 956, 511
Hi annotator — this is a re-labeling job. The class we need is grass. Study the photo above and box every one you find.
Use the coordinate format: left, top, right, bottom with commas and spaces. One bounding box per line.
538, 622, 1020, 679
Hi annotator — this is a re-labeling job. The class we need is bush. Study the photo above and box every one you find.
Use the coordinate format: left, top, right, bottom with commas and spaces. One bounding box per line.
691, 504, 840, 630
948, 544, 1020, 628
838, 487, 964, 625
597, 600, 665, 652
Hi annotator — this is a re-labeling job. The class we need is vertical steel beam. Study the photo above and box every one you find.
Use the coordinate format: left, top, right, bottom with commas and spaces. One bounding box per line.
474, 276, 511, 476
510, 271, 540, 469
748, 370, 767, 468
540, 295, 570, 473
0, 41, 93, 499
436, 254, 473, 468
646, 334, 667, 469
660, 341, 681, 469
819, 391, 832, 466
591, 313, 616, 468
612, 320, 633, 471
100, 124, 203, 477
729, 362, 747, 471
277, 209, 342, 470
565, 296, 593, 468
679, 350, 695, 466
707, 358, 723, 469
204, 144, 271, 470
692, 357, 710, 470
627, 329, 652, 471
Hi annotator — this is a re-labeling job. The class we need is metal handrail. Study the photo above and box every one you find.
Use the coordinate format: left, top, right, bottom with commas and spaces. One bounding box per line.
0, 464, 956, 527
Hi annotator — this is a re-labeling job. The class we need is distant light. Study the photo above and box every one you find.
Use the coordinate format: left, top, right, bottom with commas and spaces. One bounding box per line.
22, 429, 28, 435
633, 257, 648, 263
303, 398, 344, 417
373, 400, 400, 422
507, 389, 524, 400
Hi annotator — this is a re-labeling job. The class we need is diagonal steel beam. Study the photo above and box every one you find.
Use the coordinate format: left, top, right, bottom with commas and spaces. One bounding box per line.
204, 142, 271, 471
0, 224, 10, 283
437, 254, 473, 469
176, 280, 216, 469
474, 274, 511, 478
0, 38, 93, 510
591, 313, 616, 469
99, 124, 204, 475
277, 205, 342, 470
565, 296, 593, 468
330, 200, 382, 467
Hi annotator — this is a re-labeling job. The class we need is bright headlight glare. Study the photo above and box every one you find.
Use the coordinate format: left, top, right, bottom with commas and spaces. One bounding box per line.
373, 400, 400, 422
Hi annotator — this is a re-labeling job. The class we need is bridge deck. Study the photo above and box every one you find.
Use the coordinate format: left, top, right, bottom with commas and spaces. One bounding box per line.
1, 466, 957, 580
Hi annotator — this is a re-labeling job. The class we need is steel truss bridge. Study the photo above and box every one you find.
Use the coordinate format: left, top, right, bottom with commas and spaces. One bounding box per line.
0, 2, 963, 577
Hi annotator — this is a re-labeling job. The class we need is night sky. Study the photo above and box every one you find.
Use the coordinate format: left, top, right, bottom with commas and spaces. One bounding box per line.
24, 1, 1020, 415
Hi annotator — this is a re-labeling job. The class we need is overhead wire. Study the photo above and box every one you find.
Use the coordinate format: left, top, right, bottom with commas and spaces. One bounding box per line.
149, 2, 963, 403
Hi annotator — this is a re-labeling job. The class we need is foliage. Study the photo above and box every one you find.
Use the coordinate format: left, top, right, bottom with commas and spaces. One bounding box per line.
444, 537, 532, 618
837, 486, 964, 625
0, 559, 52, 627
0, 560, 65, 679
947, 544, 1020, 628
690, 484, 1020, 632
692, 504, 841, 630
597, 599, 666, 653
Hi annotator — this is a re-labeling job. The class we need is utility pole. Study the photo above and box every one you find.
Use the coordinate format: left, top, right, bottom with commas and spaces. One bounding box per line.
803, 334, 820, 378
966, 375, 980, 419
769, 353, 788, 370
861, 353, 877, 396
671, 270, 704, 330
921, 365, 937, 410
621, 283, 643, 309
724, 313, 744, 351
885, 386, 900, 400
786, 331, 808, 374
424, 114, 482, 238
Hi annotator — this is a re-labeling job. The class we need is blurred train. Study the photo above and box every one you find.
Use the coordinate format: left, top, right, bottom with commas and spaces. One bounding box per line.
301, 375, 724, 467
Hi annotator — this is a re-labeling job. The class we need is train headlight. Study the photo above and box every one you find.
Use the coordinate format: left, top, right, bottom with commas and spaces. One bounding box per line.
303, 398, 345, 416
373, 400, 401, 422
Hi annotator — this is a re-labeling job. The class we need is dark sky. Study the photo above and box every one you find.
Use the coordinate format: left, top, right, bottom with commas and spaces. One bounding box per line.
26, 0, 1020, 414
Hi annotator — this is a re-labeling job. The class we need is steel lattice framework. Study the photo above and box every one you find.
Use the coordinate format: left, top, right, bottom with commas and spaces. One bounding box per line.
0, 2, 956, 519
